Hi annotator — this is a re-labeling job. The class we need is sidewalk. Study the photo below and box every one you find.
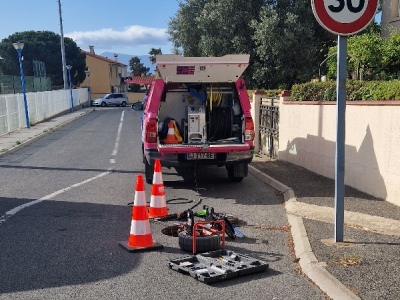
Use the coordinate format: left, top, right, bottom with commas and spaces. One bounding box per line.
250, 157, 400, 300
1, 109, 399, 299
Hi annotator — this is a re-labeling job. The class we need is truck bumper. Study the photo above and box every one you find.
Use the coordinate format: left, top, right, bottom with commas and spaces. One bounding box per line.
144, 148, 254, 168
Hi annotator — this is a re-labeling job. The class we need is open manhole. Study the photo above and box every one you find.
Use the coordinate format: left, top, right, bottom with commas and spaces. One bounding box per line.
161, 224, 180, 237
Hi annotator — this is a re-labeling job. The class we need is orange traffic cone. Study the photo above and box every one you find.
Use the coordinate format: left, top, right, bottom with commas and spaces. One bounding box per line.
163, 120, 181, 144
149, 159, 168, 218
119, 174, 163, 252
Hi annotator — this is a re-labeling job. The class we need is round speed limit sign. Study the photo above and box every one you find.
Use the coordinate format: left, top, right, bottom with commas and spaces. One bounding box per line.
312, 0, 378, 35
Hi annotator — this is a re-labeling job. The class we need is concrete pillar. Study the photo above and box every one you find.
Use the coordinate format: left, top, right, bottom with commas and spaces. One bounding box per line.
279, 90, 291, 102
251, 90, 266, 153
278, 90, 291, 159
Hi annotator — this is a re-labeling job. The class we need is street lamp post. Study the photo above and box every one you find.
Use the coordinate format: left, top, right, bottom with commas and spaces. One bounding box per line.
12, 42, 30, 129
85, 70, 91, 106
66, 65, 74, 112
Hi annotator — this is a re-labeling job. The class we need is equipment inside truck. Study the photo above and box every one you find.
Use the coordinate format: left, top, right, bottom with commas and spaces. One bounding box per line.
158, 82, 243, 145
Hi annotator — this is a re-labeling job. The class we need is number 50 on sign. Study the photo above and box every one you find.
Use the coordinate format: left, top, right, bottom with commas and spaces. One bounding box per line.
312, 0, 378, 36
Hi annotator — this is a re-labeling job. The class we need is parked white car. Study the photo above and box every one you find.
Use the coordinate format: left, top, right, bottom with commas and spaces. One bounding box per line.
92, 93, 128, 107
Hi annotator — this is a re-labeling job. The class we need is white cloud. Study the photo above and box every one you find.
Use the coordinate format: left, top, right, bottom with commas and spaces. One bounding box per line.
65, 25, 169, 51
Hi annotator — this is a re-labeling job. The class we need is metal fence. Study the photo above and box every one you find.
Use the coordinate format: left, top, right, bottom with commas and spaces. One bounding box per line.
0, 88, 89, 136
0, 75, 52, 94
259, 97, 279, 159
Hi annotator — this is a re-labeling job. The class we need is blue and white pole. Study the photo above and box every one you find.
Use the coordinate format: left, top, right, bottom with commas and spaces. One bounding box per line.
12, 42, 30, 128
66, 65, 74, 112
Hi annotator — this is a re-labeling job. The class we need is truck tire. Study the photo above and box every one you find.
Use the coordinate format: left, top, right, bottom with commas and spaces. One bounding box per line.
144, 160, 153, 184
227, 166, 244, 182
178, 231, 221, 253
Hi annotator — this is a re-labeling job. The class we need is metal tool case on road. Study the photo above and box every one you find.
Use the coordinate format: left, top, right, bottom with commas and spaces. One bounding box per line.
168, 249, 269, 284
141, 54, 255, 183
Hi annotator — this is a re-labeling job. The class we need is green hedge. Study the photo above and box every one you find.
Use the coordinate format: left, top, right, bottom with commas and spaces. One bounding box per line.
247, 89, 281, 99
290, 80, 400, 101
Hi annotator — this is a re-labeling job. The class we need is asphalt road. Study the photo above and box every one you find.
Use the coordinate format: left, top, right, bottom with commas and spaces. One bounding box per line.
0, 108, 326, 299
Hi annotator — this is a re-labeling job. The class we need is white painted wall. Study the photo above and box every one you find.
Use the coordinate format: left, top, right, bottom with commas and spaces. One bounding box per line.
159, 91, 203, 125
252, 91, 400, 207
0, 88, 89, 136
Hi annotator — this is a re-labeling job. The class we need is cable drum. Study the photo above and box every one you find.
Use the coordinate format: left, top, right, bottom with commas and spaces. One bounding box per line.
208, 107, 232, 141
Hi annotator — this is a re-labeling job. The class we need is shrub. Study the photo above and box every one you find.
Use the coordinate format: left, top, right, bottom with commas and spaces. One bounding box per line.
290, 80, 400, 101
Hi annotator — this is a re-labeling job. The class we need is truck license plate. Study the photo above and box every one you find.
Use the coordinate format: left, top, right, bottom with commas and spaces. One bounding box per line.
187, 153, 215, 160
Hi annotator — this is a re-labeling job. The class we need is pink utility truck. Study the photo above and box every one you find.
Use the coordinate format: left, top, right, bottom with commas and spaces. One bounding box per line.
141, 54, 255, 183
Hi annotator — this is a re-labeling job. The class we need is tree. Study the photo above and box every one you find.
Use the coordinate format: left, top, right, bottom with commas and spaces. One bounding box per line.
148, 48, 162, 64
167, 0, 206, 57
325, 26, 400, 81
129, 56, 150, 76
168, 0, 268, 86
167, 0, 336, 89
0, 31, 86, 87
251, 0, 335, 89
195, 0, 265, 57
326, 31, 382, 80
379, 30, 400, 79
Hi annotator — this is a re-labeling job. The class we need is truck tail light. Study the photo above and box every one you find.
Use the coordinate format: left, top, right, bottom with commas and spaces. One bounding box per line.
244, 117, 255, 141
145, 118, 157, 143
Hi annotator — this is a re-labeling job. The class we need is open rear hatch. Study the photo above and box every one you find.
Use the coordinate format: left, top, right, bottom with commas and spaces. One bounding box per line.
156, 54, 249, 83
156, 54, 251, 155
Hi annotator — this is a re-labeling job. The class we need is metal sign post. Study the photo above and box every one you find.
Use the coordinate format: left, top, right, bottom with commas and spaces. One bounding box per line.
335, 36, 347, 241
311, 0, 378, 242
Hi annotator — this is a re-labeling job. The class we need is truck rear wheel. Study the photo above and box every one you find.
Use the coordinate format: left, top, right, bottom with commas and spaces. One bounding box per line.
226, 164, 246, 182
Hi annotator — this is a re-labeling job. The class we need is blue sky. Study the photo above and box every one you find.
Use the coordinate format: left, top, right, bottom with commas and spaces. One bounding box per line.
0, 0, 180, 56
0, 1, 382, 57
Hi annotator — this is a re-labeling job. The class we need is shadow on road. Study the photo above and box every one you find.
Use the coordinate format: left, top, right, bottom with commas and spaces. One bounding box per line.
0, 199, 138, 293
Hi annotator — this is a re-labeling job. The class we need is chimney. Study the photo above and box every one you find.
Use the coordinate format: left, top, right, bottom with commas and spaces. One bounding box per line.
89, 45, 95, 55
114, 53, 118, 62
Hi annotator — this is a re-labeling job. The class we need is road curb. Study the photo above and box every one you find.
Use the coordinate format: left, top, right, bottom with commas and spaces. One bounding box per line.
249, 164, 361, 300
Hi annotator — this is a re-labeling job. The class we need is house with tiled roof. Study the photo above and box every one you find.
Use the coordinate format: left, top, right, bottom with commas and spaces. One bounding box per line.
80, 46, 129, 98
124, 75, 156, 85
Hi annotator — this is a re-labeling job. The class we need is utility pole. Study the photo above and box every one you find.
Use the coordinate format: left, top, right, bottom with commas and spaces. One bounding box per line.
57, 0, 68, 89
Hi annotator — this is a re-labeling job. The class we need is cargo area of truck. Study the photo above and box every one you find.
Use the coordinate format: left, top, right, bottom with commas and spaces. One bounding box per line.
156, 82, 246, 151
142, 54, 254, 183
